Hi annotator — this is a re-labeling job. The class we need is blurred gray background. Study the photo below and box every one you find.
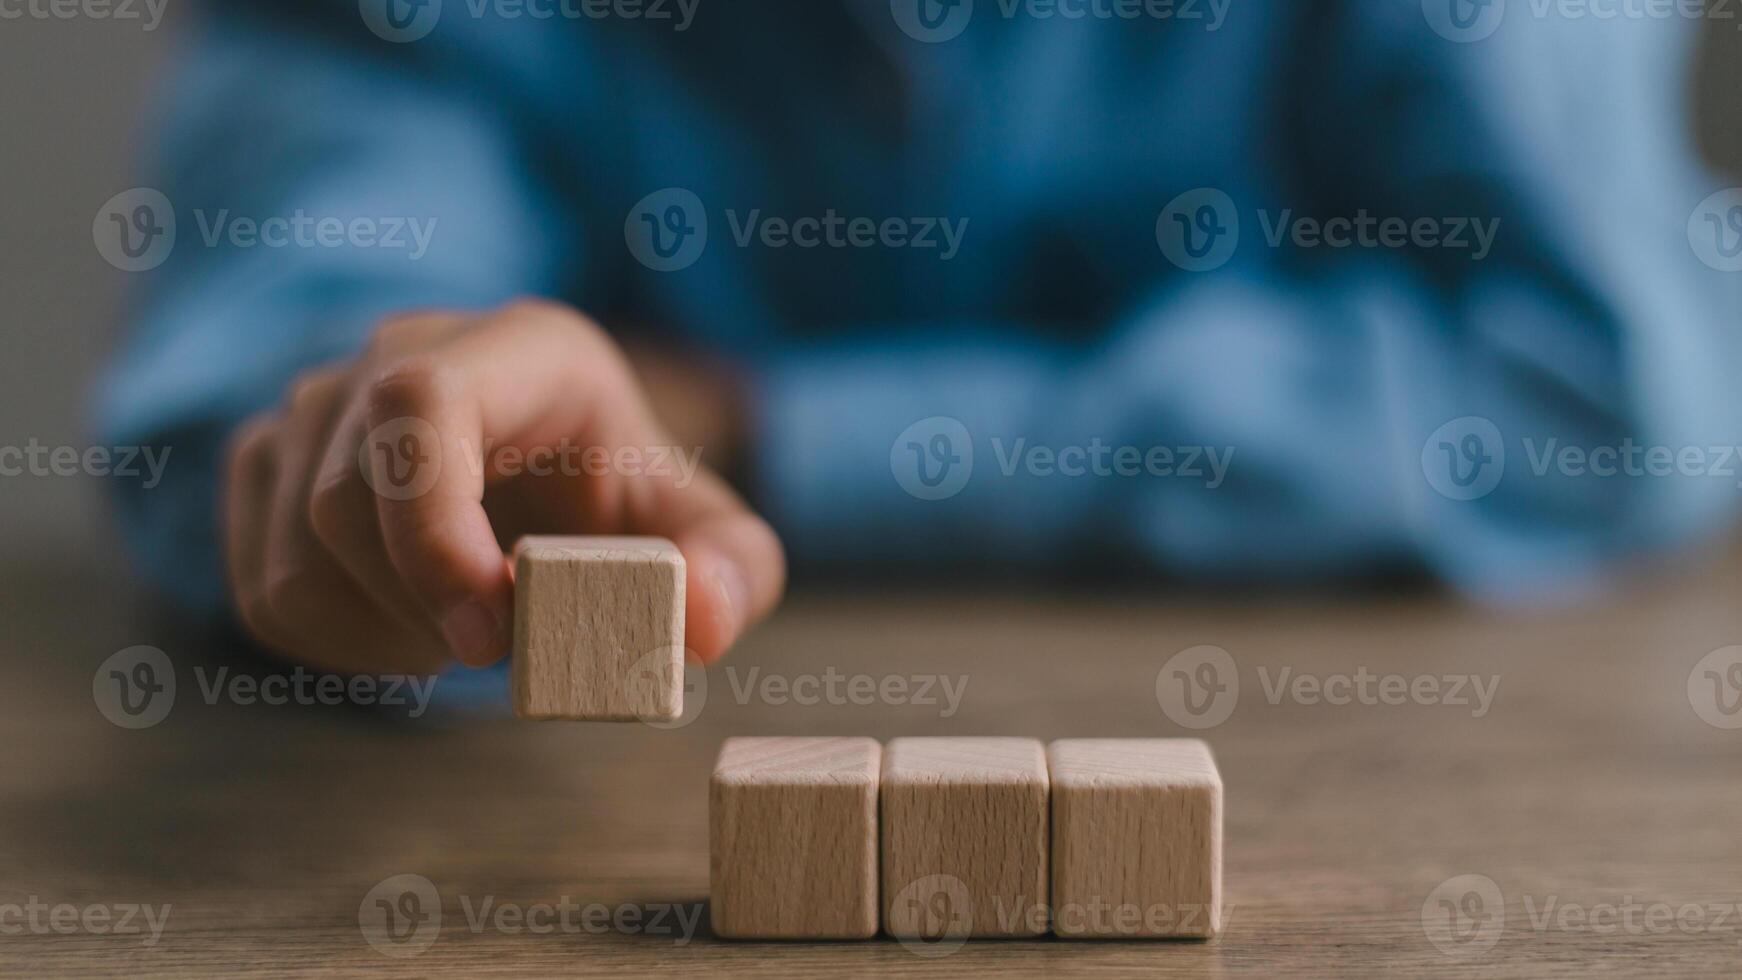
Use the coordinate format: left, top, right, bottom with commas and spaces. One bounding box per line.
1, 7, 1740, 560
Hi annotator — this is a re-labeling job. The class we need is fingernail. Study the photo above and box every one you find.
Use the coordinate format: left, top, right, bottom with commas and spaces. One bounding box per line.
714, 561, 751, 634
441, 601, 500, 665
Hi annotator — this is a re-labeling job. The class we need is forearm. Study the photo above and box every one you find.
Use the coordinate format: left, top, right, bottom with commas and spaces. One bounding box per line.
97, 12, 570, 613
751, 262, 1742, 591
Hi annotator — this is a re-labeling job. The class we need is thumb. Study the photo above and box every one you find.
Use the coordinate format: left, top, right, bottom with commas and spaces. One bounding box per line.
657, 476, 785, 664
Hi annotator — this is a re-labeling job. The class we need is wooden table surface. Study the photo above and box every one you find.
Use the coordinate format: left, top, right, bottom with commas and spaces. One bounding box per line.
5, 550, 1742, 978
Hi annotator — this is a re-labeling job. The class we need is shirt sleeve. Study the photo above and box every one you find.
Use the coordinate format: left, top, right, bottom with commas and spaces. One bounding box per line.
753, 8, 1742, 597
95, 7, 575, 613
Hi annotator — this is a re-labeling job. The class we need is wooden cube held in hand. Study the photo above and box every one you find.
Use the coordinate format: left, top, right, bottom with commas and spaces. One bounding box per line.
1048, 738, 1223, 939
881, 737, 1050, 939
510, 536, 685, 721
710, 737, 881, 940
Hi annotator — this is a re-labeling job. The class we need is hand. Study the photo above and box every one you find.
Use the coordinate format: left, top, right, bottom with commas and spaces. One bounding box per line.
221, 299, 785, 675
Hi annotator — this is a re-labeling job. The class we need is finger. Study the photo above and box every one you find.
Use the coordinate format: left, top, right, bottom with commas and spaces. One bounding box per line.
362, 354, 514, 668
259, 369, 452, 673
310, 394, 454, 633
312, 310, 473, 632
365, 301, 785, 666
223, 415, 289, 647
361, 303, 641, 666
260, 366, 352, 607
455, 303, 782, 661
639, 471, 786, 664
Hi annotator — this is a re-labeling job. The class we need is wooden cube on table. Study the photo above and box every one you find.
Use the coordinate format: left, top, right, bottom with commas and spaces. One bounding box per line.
1048, 738, 1223, 939
710, 737, 882, 940
511, 535, 684, 721
880, 736, 1050, 939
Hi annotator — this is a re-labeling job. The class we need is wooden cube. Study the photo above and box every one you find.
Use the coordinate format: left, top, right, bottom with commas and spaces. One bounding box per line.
510, 536, 684, 721
880, 737, 1050, 939
710, 737, 881, 939
1048, 738, 1222, 939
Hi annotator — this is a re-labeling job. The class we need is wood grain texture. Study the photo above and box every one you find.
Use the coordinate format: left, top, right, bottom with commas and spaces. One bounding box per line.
710, 737, 881, 940
510, 536, 684, 721
881, 737, 1049, 939
11, 546, 1742, 976
1048, 739, 1222, 939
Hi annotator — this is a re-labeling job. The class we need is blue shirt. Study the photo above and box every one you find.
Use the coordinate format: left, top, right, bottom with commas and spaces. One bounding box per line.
99, 0, 1742, 613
